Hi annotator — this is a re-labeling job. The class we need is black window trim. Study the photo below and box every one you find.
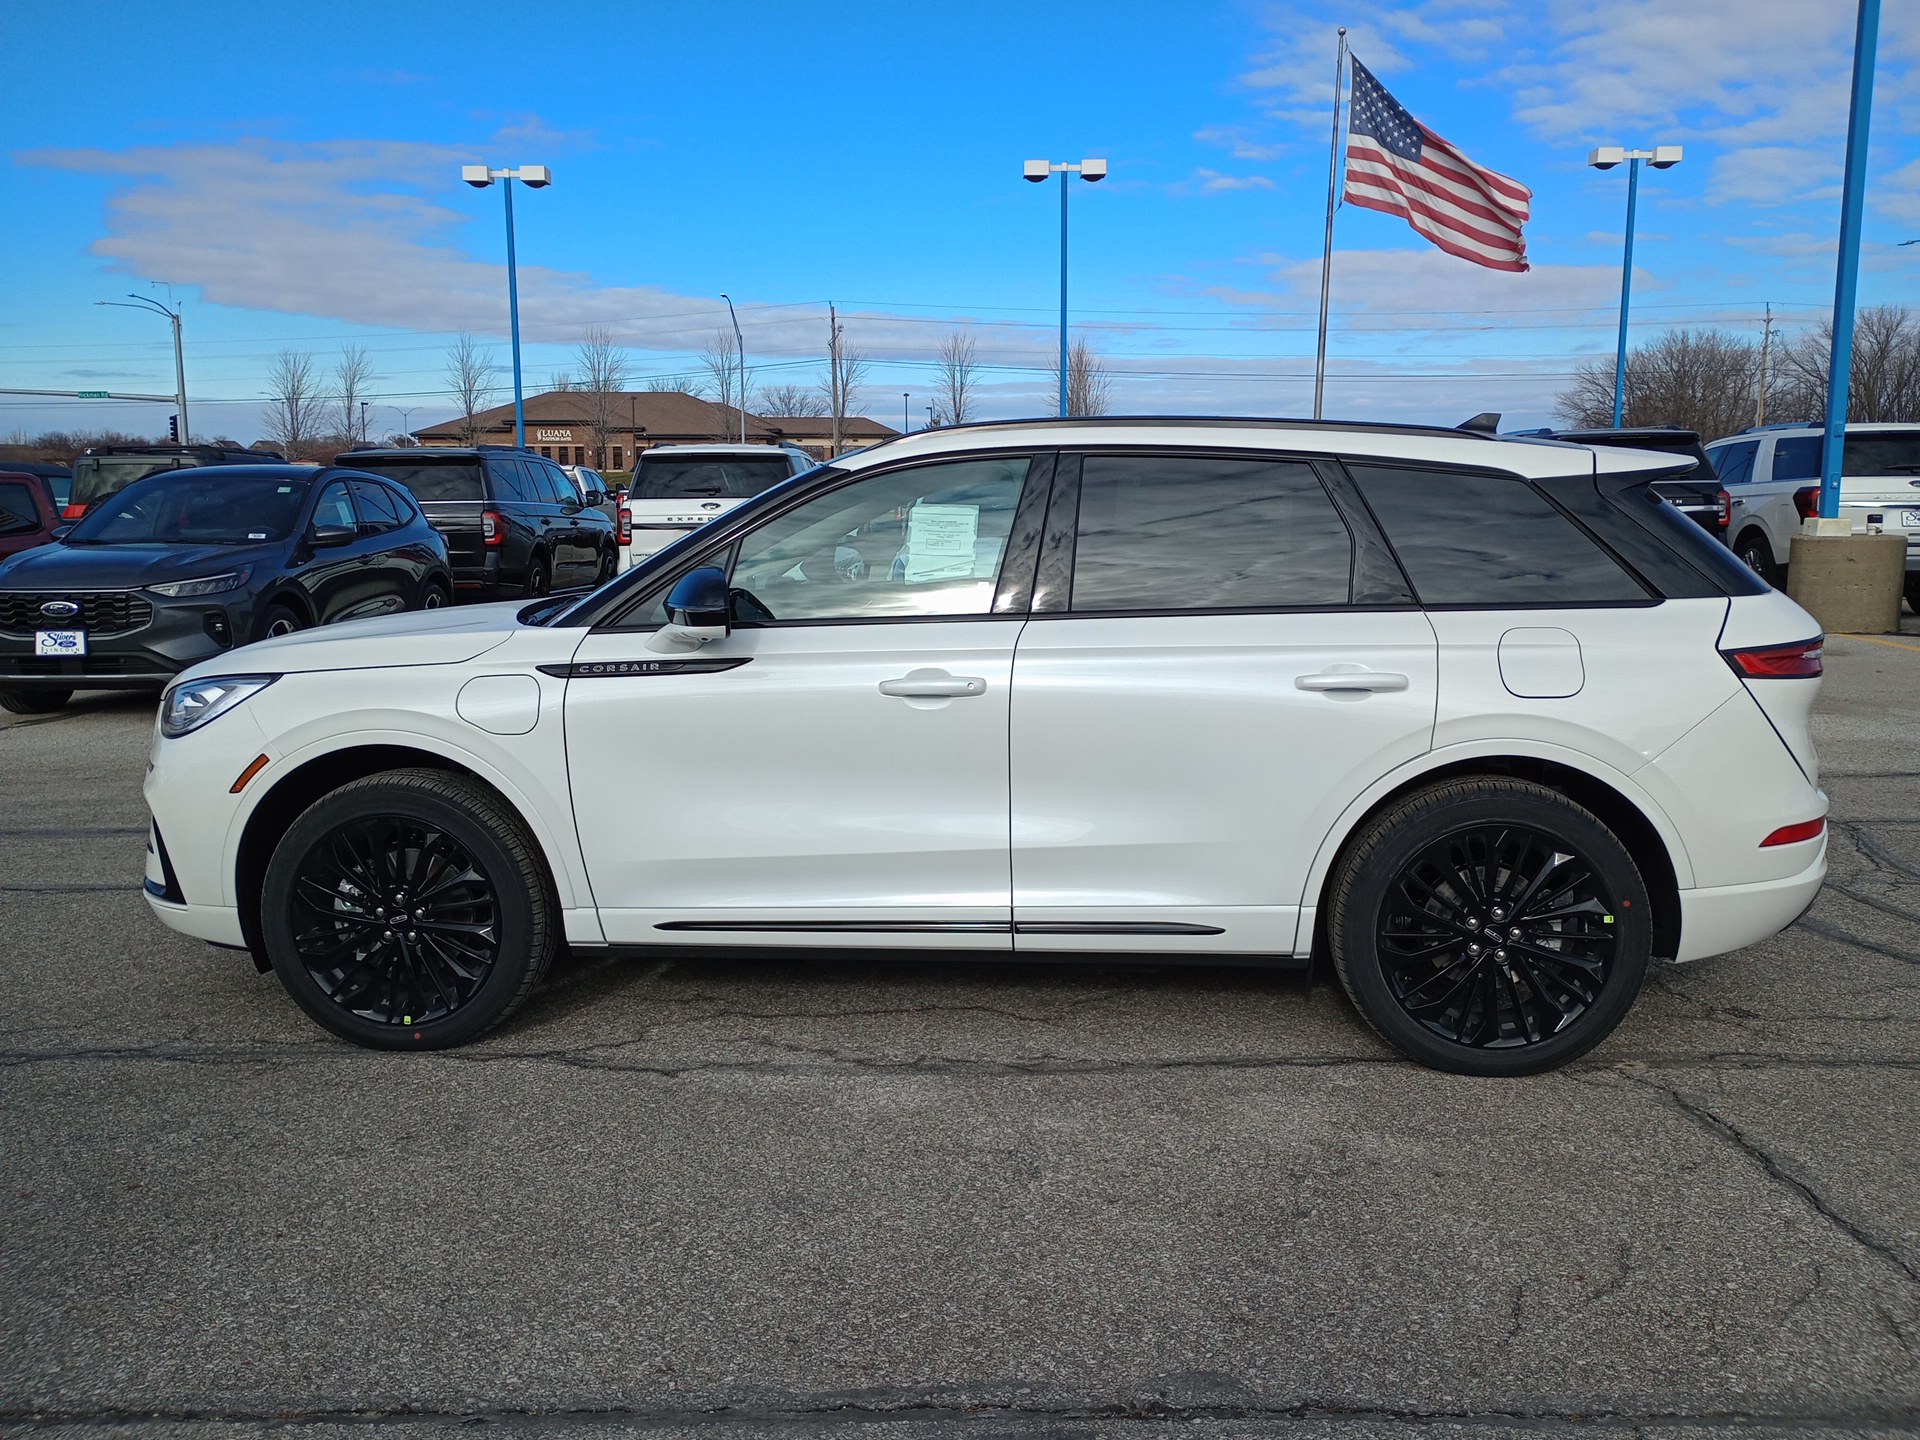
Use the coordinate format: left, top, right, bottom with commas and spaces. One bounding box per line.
590, 446, 1055, 632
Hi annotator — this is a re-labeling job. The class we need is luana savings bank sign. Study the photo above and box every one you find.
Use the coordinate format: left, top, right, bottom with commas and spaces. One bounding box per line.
535, 429, 575, 443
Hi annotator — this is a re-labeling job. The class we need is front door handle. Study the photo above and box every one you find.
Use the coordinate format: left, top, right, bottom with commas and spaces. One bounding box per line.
879, 671, 987, 698
1296, 668, 1410, 693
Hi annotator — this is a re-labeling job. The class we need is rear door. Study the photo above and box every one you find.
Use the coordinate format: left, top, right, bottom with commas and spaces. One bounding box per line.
1008, 450, 1438, 956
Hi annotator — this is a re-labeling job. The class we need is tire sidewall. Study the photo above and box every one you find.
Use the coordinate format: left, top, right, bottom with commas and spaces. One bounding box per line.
1332, 784, 1652, 1076
260, 776, 544, 1050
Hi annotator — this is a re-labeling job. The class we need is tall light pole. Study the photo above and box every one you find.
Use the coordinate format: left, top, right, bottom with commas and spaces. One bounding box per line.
96, 294, 188, 443
1587, 145, 1682, 427
1818, 0, 1881, 523
720, 293, 747, 441
902, 392, 910, 433
461, 164, 552, 448
1023, 157, 1108, 417
392, 406, 420, 444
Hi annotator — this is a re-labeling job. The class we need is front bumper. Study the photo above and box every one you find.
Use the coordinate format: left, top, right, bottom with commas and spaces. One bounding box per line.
0, 593, 242, 689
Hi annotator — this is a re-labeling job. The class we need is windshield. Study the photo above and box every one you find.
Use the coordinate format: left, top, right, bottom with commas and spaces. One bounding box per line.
348, 458, 486, 501
635, 456, 791, 500
71, 454, 194, 506
0, 480, 43, 536
65, 472, 312, 545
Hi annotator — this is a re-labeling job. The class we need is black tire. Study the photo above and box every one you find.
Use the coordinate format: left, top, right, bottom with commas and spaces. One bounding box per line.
524, 553, 551, 599
1328, 778, 1651, 1076
419, 577, 452, 611
259, 768, 558, 1049
1904, 572, 1919, 614
258, 602, 306, 641
0, 687, 72, 714
1733, 530, 1777, 586
594, 546, 616, 586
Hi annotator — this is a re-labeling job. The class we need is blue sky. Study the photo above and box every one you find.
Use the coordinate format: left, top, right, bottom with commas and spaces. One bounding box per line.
3, 0, 1916, 442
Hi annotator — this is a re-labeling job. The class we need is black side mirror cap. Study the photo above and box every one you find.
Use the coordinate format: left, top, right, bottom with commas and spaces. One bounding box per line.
665, 565, 732, 630
309, 522, 357, 548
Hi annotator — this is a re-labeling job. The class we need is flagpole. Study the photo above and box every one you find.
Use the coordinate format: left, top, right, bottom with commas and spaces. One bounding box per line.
1312, 27, 1347, 421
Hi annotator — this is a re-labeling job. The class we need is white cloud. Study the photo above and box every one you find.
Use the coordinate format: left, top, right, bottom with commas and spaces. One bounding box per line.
1174, 168, 1276, 194
1193, 125, 1289, 161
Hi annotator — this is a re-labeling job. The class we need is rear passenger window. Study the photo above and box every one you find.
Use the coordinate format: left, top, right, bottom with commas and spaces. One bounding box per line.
491, 460, 540, 504
1070, 455, 1353, 611
348, 480, 405, 534
1770, 437, 1822, 481
1347, 466, 1647, 606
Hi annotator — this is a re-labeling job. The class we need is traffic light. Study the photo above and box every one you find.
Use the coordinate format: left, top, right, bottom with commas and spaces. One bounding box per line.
168, 414, 179, 442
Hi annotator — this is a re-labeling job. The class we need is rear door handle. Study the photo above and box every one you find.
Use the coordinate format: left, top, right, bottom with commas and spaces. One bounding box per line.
879, 673, 987, 698
1296, 669, 1410, 693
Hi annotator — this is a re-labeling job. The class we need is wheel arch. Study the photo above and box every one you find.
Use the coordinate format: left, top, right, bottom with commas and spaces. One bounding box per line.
254, 584, 318, 635
232, 742, 566, 973
1304, 751, 1685, 965
1732, 524, 1777, 568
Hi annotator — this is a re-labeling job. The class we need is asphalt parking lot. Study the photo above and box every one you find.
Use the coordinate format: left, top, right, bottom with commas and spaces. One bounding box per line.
4, 623, 1919, 1440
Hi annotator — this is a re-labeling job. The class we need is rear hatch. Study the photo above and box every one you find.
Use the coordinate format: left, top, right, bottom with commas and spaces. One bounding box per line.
344, 456, 489, 568
1772, 430, 1920, 557
1559, 430, 1723, 536
628, 452, 794, 533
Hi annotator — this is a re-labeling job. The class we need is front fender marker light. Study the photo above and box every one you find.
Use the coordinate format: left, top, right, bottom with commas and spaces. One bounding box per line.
230, 754, 271, 793
1761, 817, 1826, 847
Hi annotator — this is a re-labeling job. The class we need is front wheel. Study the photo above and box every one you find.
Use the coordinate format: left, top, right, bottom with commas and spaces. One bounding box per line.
0, 687, 72, 715
1328, 778, 1651, 1076
259, 769, 558, 1049
419, 577, 452, 610
258, 603, 306, 641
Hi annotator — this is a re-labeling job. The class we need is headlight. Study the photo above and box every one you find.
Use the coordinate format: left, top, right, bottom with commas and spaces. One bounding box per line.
160, 674, 277, 738
148, 566, 254, 598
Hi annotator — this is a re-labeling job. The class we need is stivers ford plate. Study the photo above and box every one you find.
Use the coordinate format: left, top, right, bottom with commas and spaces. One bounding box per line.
1901, 509, 1920, 529
35, 629, 86, 657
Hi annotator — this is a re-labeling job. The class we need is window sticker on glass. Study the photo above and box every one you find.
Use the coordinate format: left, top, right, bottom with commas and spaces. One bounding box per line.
278, 486, 293, 493
248, 532, 268, 539
903, 503, 979, 582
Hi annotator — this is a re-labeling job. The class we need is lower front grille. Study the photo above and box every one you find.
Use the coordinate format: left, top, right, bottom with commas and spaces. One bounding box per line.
0, 591, 155, 636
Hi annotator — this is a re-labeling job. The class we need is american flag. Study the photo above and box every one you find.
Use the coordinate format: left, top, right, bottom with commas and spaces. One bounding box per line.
1343, 57, 1532, 272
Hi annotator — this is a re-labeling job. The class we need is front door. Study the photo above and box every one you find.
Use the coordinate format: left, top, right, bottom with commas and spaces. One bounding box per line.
564, 453, 1042, 945
1009, 451, 1439, 956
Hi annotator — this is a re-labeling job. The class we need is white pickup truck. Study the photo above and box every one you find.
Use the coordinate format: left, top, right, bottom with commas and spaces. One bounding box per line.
616, 443, 818, 571
1705, 422, 1920, 608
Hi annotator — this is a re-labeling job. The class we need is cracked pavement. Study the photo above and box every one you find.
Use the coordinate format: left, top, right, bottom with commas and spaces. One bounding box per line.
4, 622, 1920, 1439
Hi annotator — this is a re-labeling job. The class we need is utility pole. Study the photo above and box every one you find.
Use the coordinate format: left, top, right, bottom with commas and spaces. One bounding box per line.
95, 295, 189, 443
359, 399, 369, 444
829, 303, 842, 458
1756, 303, 1773, 428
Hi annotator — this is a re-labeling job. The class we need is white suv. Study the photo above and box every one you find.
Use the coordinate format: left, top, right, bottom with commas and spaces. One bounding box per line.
143, 419, 1828, 1074
617, 443, 817, 569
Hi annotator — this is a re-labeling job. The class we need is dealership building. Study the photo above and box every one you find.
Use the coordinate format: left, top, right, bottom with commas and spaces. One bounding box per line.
412, 389, 897, 466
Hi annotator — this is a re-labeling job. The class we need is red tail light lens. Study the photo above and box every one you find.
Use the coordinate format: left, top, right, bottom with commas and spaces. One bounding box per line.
61, 502, 87, 521
1792, 486, 1819, 521
617, 504, 631, 546
1760, 817, 1825, 847
1722, 637, 1824, 678
481, 510, 504, 547
1716, 488, 1732, 528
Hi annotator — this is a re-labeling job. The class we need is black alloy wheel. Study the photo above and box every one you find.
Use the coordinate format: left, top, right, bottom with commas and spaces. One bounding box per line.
0, 687, 72, 714
525, 554, 551, 598
421, 578, 451, 610
261, 769, 557, 1048
1734, 531, 1776, 586
1330, 778, 1651, 1075
259, 603, 306, 640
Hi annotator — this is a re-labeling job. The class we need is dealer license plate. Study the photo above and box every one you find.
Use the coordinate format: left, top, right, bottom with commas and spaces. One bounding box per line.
34, 629, 86, 657
1901, 509, 1920, 529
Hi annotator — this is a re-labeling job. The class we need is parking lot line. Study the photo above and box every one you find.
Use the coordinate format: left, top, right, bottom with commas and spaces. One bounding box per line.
1839, 633, 1920, 653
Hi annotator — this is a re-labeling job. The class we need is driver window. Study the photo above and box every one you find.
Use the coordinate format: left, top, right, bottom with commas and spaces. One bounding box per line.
313, 482, 357, 531
725, 457, 1030, 622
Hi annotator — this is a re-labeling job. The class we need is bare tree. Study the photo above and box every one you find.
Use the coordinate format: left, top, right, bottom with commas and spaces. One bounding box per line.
1063, 337, 1112, 418
755, 382, 827, 417
929, 330, 979, 427
265, 350, 323, 457
444, 334, 499, 443
546, 370, 577, 392
700, 330, 751, 440
1774, 304, 1920, 424
333, 345, 374, 444
645, 373, 703, 395
574, 327, 631, 466
821, 304, 870, 454
1555, 328, 1770, 438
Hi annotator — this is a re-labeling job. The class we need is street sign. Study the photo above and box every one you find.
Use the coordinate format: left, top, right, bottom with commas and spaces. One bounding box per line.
77, 390, 109, 399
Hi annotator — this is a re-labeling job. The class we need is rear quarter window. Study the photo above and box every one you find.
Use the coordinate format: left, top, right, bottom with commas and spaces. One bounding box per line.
1348, 465, 1648, 606
350, 459, 486, 502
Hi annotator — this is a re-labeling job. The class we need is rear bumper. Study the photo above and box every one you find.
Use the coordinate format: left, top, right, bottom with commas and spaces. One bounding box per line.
1674, 841, 1826, 962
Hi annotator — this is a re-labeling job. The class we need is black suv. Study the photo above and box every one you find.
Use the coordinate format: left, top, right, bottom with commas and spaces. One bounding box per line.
338, 447, 616, 600
1522, 427, 1726, 542
66, 443, 286, 520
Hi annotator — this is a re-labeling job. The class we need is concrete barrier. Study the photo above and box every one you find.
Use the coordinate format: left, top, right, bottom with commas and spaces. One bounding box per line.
1786, 530, 1907, 634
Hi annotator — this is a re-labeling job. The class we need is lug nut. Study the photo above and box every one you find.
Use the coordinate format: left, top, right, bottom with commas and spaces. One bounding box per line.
1467, 942, 1482, 956
1493, 947, 1507, 961
1491, 906, 1507, 921
1509, 927, 1522, 939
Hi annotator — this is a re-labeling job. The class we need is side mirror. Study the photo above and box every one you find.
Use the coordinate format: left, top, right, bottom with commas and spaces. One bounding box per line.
646, 565, 731, 653
584, 489, 608, 507
51, 524, 73, 540
309, 522, 357, 548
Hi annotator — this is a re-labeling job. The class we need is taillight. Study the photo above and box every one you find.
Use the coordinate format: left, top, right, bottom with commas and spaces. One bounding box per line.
1792, 487, 1819, 521
1722, 637, 1824, 678
1716, 488, 1731, 528
61, 502, 87, 521
481, 510, 504, 547
1760, 817, 1825, 847
617, 504, 631, 546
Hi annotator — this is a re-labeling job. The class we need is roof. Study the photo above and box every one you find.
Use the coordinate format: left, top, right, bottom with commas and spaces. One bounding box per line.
830, 415, 1694, 481
639, 443, 810, 457
755, 414, 898, 441
416, 389, 774, 441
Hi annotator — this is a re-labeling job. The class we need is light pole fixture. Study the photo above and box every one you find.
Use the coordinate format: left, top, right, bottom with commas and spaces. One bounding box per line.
1023, 156, 1107, 418
392, 406, 420, 444
96, 294, 189, 444
461, 163, 552, 448
903, 392, 910, 433
1587, 144, 1682, 428
720, 293, 748, 442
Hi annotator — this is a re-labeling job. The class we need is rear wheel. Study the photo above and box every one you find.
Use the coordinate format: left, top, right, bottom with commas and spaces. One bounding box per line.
259, 768, 558, 1049
524, 553, 551, 599
1904, 572, 1919, 614
594, 546, 616, 586
258, 603, 306, 641
0, 687, 72, 715
1328, 778, 1651, 1076
1734, 530, 1777, 586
